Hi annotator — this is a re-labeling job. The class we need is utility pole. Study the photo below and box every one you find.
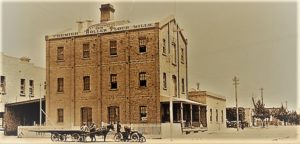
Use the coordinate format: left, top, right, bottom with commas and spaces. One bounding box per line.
169, 94, 173, 141
260, 88, 264, 105
233, 76, 239, 131
285, 100, 288, 110
39, 83, 42, 126
196, 82, 200, 91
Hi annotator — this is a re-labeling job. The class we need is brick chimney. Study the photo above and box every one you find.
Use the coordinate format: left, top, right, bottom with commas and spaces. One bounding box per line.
100, 4, 115, 22
76, 20, 84, 33
20, 56, 31, 62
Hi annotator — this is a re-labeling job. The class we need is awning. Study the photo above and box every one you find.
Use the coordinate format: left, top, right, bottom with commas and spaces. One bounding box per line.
5, 98, 45, 107
160, 95, 206, 106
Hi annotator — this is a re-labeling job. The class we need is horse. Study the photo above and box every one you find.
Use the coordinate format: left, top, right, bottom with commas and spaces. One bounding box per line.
93, 124, 115, 142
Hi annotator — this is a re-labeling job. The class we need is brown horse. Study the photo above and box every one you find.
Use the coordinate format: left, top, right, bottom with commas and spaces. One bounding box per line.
93, 124, 114, 142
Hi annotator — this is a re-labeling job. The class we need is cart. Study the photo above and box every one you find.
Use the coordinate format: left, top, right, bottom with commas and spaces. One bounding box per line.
31, 129, 90, 142
31, 124, 114, 142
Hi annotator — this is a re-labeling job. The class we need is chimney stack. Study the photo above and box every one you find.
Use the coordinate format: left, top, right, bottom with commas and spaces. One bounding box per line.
76, 20, 84, 33
20, 56, 31, 63
86, 19, 93, 28
100, 4, 115, 22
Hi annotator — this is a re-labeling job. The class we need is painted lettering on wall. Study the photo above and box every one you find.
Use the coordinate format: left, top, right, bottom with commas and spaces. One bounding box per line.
50, 23, 156, 39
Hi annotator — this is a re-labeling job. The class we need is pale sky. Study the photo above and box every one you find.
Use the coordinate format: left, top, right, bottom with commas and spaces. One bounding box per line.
0, 1, 298, 110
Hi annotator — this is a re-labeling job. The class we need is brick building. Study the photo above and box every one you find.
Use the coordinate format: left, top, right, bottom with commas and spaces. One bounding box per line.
45, 4, 204, 136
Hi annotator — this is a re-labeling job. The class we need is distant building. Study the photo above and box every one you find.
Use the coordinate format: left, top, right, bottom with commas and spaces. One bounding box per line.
188, 90, 226, 131
244, 108, 254, 126
226, 107, 251, 127
0, 52, 46, 134
265, 107, 284, 126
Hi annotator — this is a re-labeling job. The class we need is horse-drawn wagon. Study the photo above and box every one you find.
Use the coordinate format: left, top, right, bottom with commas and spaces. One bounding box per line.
31, 124, 114, 142
31, 124, 146, 143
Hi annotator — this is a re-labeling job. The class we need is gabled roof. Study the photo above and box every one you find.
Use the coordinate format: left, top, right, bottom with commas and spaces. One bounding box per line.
159, 15, 187, 45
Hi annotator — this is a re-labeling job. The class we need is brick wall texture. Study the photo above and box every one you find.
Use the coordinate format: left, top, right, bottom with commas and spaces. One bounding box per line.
46, 27, 162, 127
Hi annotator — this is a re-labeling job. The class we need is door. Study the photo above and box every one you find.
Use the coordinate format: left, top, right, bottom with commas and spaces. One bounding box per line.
81, 107, 92, 126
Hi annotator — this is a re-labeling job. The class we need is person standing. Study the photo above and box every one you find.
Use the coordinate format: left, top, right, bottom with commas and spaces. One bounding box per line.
80, 122, 89, 142
117, 121, 121, 133
89, 122, 97, 142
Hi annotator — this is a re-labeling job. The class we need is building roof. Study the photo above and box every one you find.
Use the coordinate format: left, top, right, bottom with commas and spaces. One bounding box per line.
189, 90, 226, 101
5, 98, 45, 107
46, 15, 186, 43
160, 95, 206, 106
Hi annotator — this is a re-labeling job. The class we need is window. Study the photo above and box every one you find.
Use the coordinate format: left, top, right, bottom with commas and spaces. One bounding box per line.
57, 78, 64, 92
29, 80, 34, 97
172, 43, 176, 64
110, 74, 117, 89
163, 73, 167, 89
221, 110, 224, 123
181, 78, 185, 93
139, 72, 147, 87
57, 108, 64, 123
172, 75, 177, 97
57, 47, 64, 60
181, 48, 184, 63
162, 39, 166, 54
83, 76, 90, 91
216, 109, 219, 122
0, 76, 6, 95
139, 37, 146, 53
140, 106, 147, 121
20, 79, 25, 96
210, 109, 212, 122
83, 43, 90, 58
108, 106, 119, 124
110, 40, 117, 56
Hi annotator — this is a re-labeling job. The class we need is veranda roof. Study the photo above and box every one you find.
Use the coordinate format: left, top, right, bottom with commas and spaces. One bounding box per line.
160, 95, 206, 106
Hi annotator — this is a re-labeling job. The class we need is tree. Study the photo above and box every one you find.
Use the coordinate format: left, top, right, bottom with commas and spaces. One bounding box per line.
252, 97, 270, 127
288, 111, 299, 125
226, 107, 245, 122
273, 104, 288, 125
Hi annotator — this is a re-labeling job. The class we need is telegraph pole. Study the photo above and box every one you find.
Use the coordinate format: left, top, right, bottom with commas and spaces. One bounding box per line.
39, 83, 42, 126
260, 88, 264, 105
233, 76, 239, 131
196, 82, 200, 91
285, 101, 288, 110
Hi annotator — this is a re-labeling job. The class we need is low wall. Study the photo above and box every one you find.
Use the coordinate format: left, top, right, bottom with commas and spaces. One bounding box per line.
161, 123, 182, 138
126, 123, 161, 138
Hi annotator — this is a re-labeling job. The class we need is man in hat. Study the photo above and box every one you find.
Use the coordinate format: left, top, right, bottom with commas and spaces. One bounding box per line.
117, 121, 121, 133
89, 122, 97, 142
80, 122, 89, 141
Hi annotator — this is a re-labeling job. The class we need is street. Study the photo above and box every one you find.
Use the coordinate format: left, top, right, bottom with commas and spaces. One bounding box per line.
0, 126, 299, 144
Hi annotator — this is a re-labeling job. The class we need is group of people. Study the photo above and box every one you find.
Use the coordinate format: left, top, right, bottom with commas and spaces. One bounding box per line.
80, 121, 132, 142
80, 122, 97, 142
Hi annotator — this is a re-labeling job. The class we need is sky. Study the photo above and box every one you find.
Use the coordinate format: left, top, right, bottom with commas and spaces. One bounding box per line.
0, 0, 298, 110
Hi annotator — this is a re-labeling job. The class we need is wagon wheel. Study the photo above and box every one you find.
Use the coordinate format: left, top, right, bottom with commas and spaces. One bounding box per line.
131, 132, 139, 142
71, 133, 80, 142
139, 136, 146, 143
59, 134, 67, 142
114, 133, 122, 142
50, 132, 60, 142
